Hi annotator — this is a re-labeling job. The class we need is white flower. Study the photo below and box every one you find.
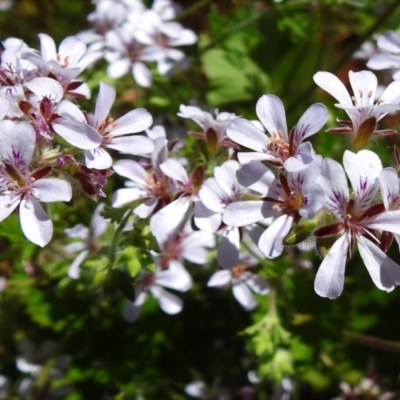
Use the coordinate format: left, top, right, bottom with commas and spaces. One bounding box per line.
227, 94, 328, 171
314, 150, 400, 299
0, 121, 72, 246
313, 70, 400, 148
123, 262, 192, 322
64, 203, 110, 279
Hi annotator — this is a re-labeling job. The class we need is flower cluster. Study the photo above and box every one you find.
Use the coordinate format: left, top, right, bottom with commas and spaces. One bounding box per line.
78, 0, 197, 87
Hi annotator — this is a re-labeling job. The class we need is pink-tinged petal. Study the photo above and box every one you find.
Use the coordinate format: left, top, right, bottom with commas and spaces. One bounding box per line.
364, 210, 400, 234
232, 282, 257, 310
68, 249, 89, 280
0, 194, 20, 222
217, 227, 240, 269
226, 118, 269, 152
256, 95, 288, 141
134, 197, 159, 218
132, 62, 152, 88
193, 200, 221, 233
319, 158, 349, 220
107, 58, 131, 79
94, 82, 116, 127
291, 103, 328, 152
377, 31, 400, 53
53, 118, 102, 150
113, 159, 147, 185
236, 161, 277, 196
0, 120, 35, 169
349, 70, 377, 107
160, 158, 189, 183
123, 301, 141, 322
207, 270, 232, 287
150, 196, 190, 245
111, 108, 153, 136
24, 77, 64, 103
313, 71, 353, 106
19, 196, 52, 247
284, 142, 316, 172
155, 260, 192, 291
314, 234, 349, 299
38, 33, 57, 61
258, 214, 293, 259
32, 179, 72, 202
150, 286, 183, 314
84, 147, 113, 169
343, 150, 381, 216
107, 135, 154, 155
378, 167, 399, 210
246, 274, 269, 295
112, 188, 146, 208
237, 151, 281, 165
223, 201, 277, 227
358, 235, 400, 292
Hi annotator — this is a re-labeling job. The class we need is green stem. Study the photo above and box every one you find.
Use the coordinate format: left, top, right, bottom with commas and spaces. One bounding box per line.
173, 0, 211, 21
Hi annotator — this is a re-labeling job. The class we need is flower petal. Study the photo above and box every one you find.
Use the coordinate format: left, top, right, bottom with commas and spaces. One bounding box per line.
313, 71, 353, 106
232, 282, 257, 310
256, 95, 288, 141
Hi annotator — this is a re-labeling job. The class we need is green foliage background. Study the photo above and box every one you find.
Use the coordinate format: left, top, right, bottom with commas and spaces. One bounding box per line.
1, 0, 400, 399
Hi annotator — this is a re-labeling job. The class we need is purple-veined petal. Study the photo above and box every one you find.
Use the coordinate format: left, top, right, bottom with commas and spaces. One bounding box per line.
223, 201, 277, 227
32, 179, 72, 202
313, 71, 353, 107
199, 178, 229, 213
150, 286, 183, 314
217, 227, 240, 269
207, 270, 232, 287
214, 160, 242, 198
232, 282, 257, 310
150, 196, 190, 245
291, 103, 328, 152
107, 135, 154, 155
226, 117, 269, 152
0, 120, 35, 170
349, 70, 377, 107
258, 214, 293, 259
358, 235, 400, 292
53, 118, 102, 150
378, 167, 400, 210
284, 142, 316, 172
94, 82, 116, 127
256, 95, 288, 141
19, 196, 52, 247
24, 77, 64, 103
314, 233, 349, 299
299, 182, 325, 219
343, 149, 382, 216
111, 108, 153, 136
319, 157, 349, 220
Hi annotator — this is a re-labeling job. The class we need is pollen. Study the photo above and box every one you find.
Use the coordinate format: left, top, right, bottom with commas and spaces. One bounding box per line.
231, 263, 247, 278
